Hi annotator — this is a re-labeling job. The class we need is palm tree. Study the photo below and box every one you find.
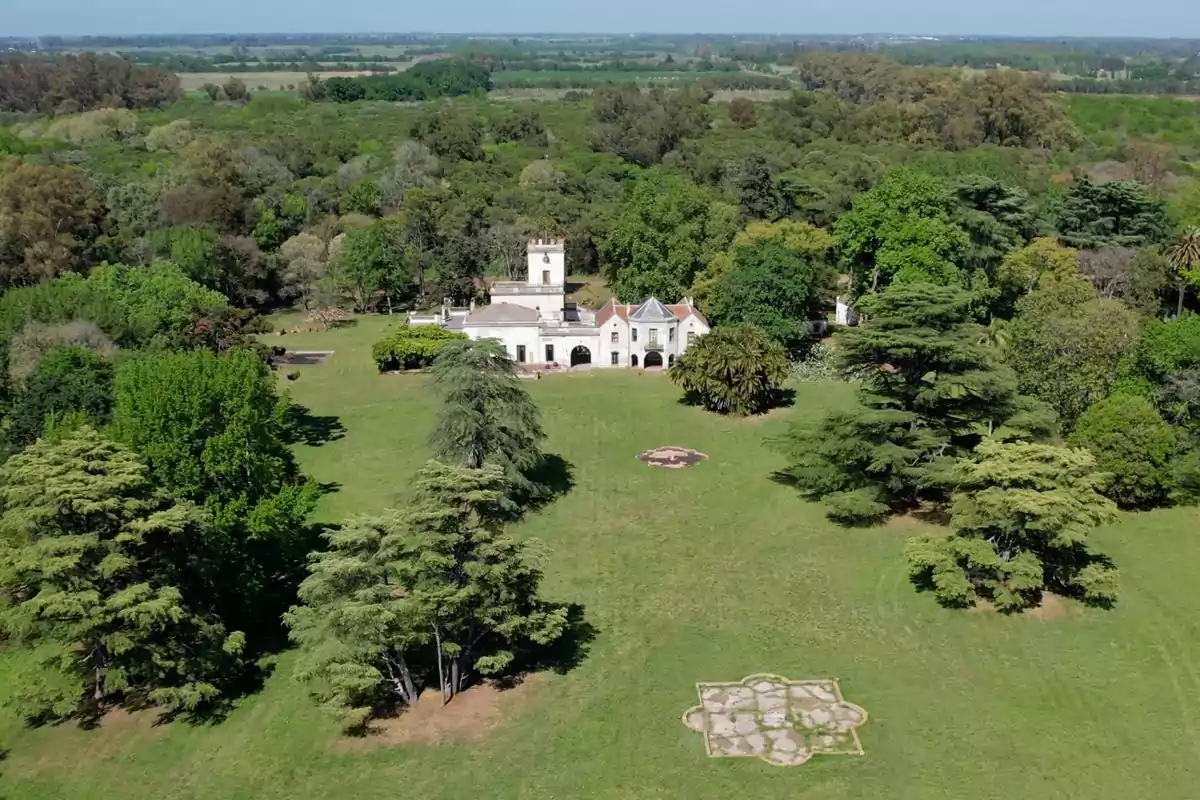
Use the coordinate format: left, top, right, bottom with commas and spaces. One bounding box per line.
1167, 227, 1200, 316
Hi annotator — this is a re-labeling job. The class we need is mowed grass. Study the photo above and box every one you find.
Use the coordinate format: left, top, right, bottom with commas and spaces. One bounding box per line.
4, 316, 1200, 798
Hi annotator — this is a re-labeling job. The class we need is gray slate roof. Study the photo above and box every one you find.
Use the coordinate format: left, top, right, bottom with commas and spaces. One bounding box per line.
628, 297, 677, 322
464, 303, 541, 325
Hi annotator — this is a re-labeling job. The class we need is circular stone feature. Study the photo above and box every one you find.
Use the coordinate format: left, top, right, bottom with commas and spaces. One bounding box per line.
636, 446, 709, 469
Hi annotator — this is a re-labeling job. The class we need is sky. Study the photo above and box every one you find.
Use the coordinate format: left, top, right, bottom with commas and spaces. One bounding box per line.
2, 0, 1196, 39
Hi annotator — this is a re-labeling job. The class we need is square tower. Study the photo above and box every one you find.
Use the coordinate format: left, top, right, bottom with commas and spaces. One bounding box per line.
527, 237, 566, 288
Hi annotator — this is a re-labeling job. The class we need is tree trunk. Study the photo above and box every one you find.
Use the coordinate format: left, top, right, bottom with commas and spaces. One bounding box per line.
397, 653, 417, 704
433, 624, 448, 705
450, 659, 461, 700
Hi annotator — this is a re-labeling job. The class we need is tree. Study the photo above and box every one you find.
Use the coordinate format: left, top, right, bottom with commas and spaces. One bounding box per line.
0, 428, 243, 721
1166, 227, 1200, 315
428, 339, 546, 502
905, 441, 1118, 612
994, 236, 1079, 314
1069, 394, 1177, 509
707, 238, 834, 353
832, 168, 970, 294
379, 140, 440, 212
952, 175, 1036, 278
1054, 177, 1170, 250
0, 159, 104, 287
670, 324, 788, 416
590, 86, 709, 167
372, 323, 467, 371
410, 108, 485, 162
1008, 274, 1139, 429
692, 219, 834, 311
279, 232, 330, 310
284, 511, 425, 729
728, 97, 758, 129
736, 154, 780, 221
5, 346, 113, 451
600, 170, 737, 302
222, 76, 249, 102
775, 284, 1048, 524
286, 462, 567, 729
110, 349, 317, 644
1077, 246, 1168, 316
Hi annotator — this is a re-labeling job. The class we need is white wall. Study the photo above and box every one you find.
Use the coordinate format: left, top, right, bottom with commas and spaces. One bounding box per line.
526, 240, 566, 287
466, 325, 541, 365
540, 334, 602, 366
600, 317, 630, 367
678, 314, 709, 356
495, 291, 566, 319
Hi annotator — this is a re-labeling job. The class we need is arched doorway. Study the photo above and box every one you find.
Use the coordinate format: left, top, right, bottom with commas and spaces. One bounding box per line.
668, 354, 675, 367
644, 351, 664, 369
570, 345, 592, 367
631, 354, 639, 367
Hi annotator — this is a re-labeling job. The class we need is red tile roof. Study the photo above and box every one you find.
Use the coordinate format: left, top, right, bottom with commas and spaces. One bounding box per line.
595, 297, 708, 327
668, 303, 708, 326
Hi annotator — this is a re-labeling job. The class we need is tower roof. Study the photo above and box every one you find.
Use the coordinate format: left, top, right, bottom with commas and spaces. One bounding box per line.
628, 297, 676, 322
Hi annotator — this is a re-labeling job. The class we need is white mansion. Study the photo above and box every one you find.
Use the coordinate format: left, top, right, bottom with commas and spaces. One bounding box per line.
409, 238, 710, 369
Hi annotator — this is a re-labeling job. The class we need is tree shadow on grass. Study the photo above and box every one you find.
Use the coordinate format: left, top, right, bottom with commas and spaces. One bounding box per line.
510, 454, 575, 519
676, 387, 796, 415
281, 403, 346, 448
499, 603, 598, 688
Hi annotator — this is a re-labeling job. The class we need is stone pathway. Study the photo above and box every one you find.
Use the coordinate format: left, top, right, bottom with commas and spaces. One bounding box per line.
683, 673, 867, 767
636, 446, 708, 469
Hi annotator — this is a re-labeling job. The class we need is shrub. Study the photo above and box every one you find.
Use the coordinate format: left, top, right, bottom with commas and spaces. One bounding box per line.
1069, 393, 1177, 508
905, 441, 1118, 612
790, 343, 841, 383
670, 325, 789, 416
5, 345, 114, 451
372, 324, 468, 372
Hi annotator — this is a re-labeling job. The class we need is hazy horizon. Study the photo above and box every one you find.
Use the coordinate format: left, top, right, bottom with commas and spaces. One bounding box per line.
3, 0, 1197, 40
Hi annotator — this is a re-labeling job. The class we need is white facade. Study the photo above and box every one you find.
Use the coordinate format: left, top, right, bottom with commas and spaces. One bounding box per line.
409, 238, 710, 369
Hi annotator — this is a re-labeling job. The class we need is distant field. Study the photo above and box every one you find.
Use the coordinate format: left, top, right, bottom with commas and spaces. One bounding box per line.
493, 87, 790, 103
489, 69, 747, 87
176, 70, 374, 91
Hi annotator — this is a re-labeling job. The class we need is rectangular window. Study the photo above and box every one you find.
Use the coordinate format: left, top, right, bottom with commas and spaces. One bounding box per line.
516, 345, 526, 363
687, 331, 695, 343
669, 328, 675, 342
632, 328, 638, 342
648, 329, 659, 347
610, 331, 619, 344
611, 351, 619, 365
545, 344, 554, 363
542, 269, 551, 285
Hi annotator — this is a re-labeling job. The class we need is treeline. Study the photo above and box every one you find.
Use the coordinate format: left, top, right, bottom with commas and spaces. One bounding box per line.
780, 56, 1078, 150
316, 59, 491, 103
1055, 76, 1200, 96
0, 53, 181, 114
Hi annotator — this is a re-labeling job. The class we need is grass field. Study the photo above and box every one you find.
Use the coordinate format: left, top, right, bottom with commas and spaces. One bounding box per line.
489, 69, 747, 87
176, 71, 375, 91
3, 315, 1200, 798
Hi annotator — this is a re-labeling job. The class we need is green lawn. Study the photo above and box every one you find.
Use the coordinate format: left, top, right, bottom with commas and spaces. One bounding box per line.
3, 316, 1200, 798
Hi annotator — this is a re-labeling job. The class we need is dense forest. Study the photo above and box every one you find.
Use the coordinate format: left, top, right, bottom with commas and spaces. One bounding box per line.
1, 42, 1200, 721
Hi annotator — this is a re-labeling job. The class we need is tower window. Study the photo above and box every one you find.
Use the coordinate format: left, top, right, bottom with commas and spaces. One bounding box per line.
542, 270, 551, 285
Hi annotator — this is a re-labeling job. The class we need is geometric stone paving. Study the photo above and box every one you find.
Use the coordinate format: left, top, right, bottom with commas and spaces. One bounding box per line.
683, 673, 867, 767
635, 446, 709, 469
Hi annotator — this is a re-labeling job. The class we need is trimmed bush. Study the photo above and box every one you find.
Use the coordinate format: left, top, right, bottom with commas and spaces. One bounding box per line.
372, 324, 468, 372
1069, 393, 1177, 508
